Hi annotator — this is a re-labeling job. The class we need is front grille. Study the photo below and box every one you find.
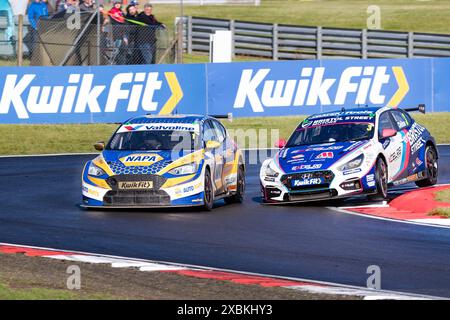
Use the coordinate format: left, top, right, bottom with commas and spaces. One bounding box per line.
106, 174, 167, 191
103, 189, 171, 206
281, 170, 334, 191
288, 189, 338, 202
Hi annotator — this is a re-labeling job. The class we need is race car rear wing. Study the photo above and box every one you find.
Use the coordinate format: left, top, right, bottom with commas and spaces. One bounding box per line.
210, 113, 233, 122
402, 104, 426, 114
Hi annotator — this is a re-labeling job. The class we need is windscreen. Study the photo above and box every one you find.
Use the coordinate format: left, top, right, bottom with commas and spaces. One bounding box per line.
107, 130, 201, 152
287, 122, 375, 147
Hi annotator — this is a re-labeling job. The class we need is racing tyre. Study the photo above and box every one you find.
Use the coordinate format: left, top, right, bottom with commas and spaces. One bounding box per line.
416, 145, 438, 188
202, 169, 214, 211
224, 166, 245, 204
369, 157, 388, 201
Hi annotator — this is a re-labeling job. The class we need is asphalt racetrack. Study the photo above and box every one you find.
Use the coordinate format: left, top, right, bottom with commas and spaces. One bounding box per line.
1, 146, 449, 297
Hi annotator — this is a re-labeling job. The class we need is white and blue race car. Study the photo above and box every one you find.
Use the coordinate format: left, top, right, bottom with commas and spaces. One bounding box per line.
81, 114, 245, 210
260, 105, 438, 203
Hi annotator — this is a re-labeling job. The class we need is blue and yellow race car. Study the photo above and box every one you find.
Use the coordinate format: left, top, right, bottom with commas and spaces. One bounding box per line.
81, 115, 245, 210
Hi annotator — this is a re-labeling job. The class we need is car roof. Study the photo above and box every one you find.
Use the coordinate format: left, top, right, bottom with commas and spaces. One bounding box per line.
124, 114, 208, 125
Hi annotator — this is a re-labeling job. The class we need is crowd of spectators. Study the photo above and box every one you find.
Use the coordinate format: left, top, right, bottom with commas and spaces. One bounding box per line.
27, 0, 165, 65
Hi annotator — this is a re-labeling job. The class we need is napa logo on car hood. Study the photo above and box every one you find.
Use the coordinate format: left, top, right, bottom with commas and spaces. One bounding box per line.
233, 66, 409, 112
119, 153, 164, 166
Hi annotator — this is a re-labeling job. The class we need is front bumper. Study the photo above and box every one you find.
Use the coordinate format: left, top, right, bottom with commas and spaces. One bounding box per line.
82, 173, 205, 208
261, 167, 376, 204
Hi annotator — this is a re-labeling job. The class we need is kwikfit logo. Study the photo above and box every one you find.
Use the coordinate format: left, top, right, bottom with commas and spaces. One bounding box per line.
233, 66, 408, 112
0, 72, 182, 119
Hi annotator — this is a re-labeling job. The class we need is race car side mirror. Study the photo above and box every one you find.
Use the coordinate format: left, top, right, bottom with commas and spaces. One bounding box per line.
206, 140, 221, 149
274, 139, 286, 148
381, 129, 397, 139
94, 142, 105, 151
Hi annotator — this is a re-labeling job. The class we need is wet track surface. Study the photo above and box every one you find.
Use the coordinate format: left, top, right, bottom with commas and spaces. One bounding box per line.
0, 146, 450, 297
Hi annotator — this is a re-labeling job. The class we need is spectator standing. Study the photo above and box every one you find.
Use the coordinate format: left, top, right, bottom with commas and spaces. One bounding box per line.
125, 3, 141, 64
79, 0, 96, 12
136, 3, 164, 64
27, 0, 49, 57
28, 0, 49, 30
108, 1, 128, 64
109, 1, 125, 25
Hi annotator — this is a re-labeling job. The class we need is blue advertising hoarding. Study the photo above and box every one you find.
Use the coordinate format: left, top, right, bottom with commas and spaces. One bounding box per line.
0, 64, 206, 123
207, 58, 434, 116
0, 57, 449, 124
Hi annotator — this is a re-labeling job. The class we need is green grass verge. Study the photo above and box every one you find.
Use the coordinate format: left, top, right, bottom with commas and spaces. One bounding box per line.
435, 188, 450, 203
0, 112, 448, 155
429, 188, 450, 218
0, 281, 112, 300
155, 0, 450, 35
182, 53, 272, 64
429, 207, 450, 218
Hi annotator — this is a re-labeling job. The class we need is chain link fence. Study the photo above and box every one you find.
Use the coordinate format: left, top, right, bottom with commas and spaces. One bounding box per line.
1, 11, 176, 67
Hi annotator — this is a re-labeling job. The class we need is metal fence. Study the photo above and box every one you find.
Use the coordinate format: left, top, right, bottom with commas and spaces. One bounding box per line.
184, 16, 450, 60
0, 11, 176, 66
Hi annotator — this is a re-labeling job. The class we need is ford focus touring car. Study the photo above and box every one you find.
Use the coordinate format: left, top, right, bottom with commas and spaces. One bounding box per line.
260, 105, 438, 204
81, 115, 245, 210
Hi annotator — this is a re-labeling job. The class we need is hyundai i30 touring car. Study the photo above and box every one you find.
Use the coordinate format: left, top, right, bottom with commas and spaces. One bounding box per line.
81, 115, 245, 210
260, 105, 438, 204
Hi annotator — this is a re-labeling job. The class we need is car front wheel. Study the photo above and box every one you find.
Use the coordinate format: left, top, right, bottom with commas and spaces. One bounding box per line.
369, 157, 388, 201
202, 169, 214, 211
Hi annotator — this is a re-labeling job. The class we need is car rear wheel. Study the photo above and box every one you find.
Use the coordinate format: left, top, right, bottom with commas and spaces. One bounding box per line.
369, 157, 388, 201
202, 169, 214, 211
416, 145, 438, 188
224, 166, 245, 204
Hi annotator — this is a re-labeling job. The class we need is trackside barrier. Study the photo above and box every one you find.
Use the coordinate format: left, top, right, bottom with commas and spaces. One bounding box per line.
183, 16, 450, 60
0, 57, 450, 124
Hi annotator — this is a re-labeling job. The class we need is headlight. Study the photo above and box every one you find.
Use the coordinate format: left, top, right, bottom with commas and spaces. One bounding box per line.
88, 163, 106, 176
265, 162, 279, 177
169, 162, 197, 175
338, 154, 364, 171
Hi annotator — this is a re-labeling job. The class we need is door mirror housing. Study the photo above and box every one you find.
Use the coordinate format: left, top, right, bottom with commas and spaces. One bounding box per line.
94, 142, 105, 151
205, 140, 221, 149
274, 138, 287, 149
381, 129, 397, 139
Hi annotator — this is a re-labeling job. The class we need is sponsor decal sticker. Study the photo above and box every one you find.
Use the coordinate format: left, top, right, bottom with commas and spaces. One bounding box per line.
343, 168, 362, 175
343, 140, 367, 152
306, 145, 343, 152
292, 164, 323, 171
120, 154, 164, 166
291, 178, 322, 187
389, 147, 402, 163
316, 152, 334, 159
118, 123, 199, 133
118, 181, 154, 190
411, 137, 425, 155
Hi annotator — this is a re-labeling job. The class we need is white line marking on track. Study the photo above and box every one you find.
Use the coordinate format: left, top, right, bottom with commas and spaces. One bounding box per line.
286, 285, 428, 300
328, 207, 450, 229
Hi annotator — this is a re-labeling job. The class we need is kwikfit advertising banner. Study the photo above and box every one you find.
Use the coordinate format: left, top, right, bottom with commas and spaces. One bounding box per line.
0, 64, 206, 124
0, 58, 449, 124
207, 58, 434, 116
